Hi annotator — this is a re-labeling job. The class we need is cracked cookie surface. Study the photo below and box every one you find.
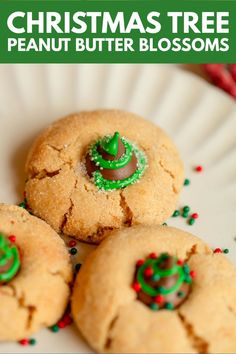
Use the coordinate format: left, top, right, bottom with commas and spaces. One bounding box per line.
25, 110, 184, 243
0, 204, 72, 341
71, 225, 236, 353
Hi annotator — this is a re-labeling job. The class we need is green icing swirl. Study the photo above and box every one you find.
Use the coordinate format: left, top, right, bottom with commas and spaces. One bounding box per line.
89, 134, 147, 191
137, 254, 191, 297
0, 234, 20, 283
90, 138, 133, 170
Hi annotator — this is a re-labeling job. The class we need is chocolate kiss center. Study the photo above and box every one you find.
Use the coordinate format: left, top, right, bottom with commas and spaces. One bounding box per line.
86, 137, 138, 181
135, 256, 191, 310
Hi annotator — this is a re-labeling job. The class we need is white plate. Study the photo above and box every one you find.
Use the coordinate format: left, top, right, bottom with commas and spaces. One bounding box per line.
0, 64, 236, 353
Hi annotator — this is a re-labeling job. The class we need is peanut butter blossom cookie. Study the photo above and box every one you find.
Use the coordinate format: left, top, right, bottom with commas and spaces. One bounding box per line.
25, 110, 184, 243
72, 226, 236, 353
0, 234, 20, 283
0, 204, 72, 341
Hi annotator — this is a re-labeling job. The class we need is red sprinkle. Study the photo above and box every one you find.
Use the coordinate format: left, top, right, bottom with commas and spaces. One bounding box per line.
58, 320, 66, 329
132, 282, 141, 292
63, 314, 73, 326
195, 165, 203, 172
154, 295, 164, 304
144, 267, 153, 277
19, 339, 29, 346
149, 252, 157, 259
214, 248, 222, 253
136, 259, 144, 267
68, 240, 77, 248
8, 235, 16, 243
190, 270, 197, 279
177, 259, 184, 266
191, 213, 199, 219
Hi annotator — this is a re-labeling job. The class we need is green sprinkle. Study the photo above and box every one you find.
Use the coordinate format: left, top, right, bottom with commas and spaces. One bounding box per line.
183, 206, 190, 213
172, 210, 180, 217
19, 199, 27, 209
50, 325, 59, 333
162, 222, 167, 226
224, 248, 229, 254
150, 303, 159, 311
183, 263, 190, 274
182, 211, 189, 218
164, 302, 174, 310
29, 338, 37, 346
152, 273, 160, 281
177, 291, 185, 298
160, 253, 169, 261
70, 247, 77, 255
184, 275, 192, 284
158, 286, 166, 294
184, 178, 190, 186
0, 234, 21, 283
188, 218, 195, 226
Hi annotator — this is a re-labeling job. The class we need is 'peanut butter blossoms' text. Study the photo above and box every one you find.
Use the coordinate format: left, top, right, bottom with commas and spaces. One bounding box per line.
7, 11, 230, 53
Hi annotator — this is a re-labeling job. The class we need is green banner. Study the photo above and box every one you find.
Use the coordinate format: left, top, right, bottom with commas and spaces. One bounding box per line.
0, 0, 235, 63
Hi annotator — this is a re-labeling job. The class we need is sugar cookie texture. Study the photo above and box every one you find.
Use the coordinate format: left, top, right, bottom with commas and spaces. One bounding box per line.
0, 204, 72, 341
25, 110, 184, 243
72, 226, 236, 353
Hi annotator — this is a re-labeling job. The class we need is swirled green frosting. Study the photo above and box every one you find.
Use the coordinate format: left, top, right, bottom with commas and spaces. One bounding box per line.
137, 253, 192, 297
0, 234, 20, 283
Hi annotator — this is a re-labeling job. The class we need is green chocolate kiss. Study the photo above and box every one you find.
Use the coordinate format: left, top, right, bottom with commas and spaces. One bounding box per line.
88, 132, 147, 191
0, 234, 20, 283
101, 131, 120, 156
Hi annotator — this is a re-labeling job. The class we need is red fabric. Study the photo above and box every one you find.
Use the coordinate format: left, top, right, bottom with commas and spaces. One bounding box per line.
203, 64, 236, 99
